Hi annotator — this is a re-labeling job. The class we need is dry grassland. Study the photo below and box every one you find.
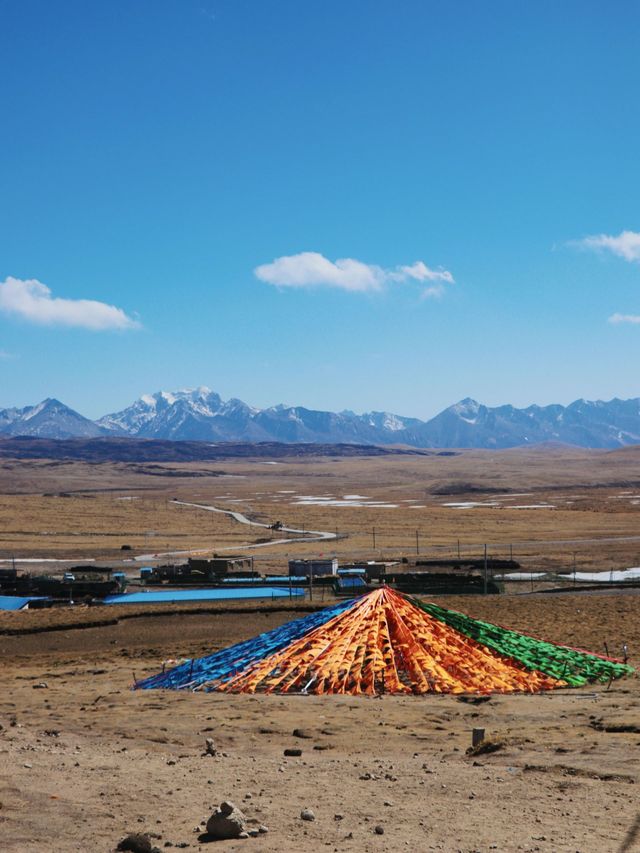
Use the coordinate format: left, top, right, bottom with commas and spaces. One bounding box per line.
3, 445, 640, 571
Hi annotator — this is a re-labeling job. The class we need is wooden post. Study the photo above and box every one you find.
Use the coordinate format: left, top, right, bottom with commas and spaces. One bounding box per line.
472, 728, 485, 747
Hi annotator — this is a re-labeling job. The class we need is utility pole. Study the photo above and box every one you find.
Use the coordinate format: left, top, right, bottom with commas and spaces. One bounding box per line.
372, 527, 376, 550
457, 539, 460, 559
483, 544, 488, 595
415, 529, 419, 556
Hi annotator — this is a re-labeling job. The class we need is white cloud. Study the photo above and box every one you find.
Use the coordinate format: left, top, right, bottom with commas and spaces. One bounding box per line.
254, 251, 454, 296
575, 230, 640, 262
608, 313, 640, 325
0, 277, 140, 331
421, 284, 447, 300
389, 260, 454, 284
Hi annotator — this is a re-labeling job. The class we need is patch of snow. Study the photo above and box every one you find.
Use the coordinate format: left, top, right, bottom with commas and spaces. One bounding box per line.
442, 501, 501, 509
511, 504, 556, 509
381, 413, 405, 431
498, 572, 547, 580
572, 567, 640, 582
0, 557, 95, 564
21, 400, 49, 421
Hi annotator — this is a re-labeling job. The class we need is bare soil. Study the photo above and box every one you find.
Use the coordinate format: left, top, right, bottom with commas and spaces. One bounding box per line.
1, 593, 639, 853
1, 448, 640, 851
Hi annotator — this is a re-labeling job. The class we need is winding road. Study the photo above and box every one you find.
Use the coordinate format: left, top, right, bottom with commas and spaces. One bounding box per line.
170, 499, 338, 550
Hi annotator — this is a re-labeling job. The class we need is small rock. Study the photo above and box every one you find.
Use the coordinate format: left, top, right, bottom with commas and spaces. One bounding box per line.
23, 763, 32, 769
117, 834, 154, 853
248, 829, 259, 838
258, 825, 269, 834
166, 760, 176, 766
206, 800, 248, 840
33, 682, 48, 689
292, 728, 313, 739
300, 808, 315, 822
374, 825, 385, 835
284, 748, 302, 757
204, 738, 216, 756
334, 814, 344, 821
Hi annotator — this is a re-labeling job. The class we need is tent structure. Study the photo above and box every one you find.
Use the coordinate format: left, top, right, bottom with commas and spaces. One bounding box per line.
136, 587, 633, 696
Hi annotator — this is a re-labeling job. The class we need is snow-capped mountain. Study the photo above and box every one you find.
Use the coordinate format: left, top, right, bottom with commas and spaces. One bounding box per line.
0, 398, 107, 439
97, 387, 226, 437
3, 389, 640, 447
97, 388, 415, 443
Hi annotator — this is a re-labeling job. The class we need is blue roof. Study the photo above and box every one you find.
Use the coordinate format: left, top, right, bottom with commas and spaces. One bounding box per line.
103, 586, 306, 605
336, 577, 367, 589
0, 595, 50, 611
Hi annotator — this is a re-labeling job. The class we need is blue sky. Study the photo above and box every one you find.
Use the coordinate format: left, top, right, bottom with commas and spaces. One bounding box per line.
2, 0, 640, 420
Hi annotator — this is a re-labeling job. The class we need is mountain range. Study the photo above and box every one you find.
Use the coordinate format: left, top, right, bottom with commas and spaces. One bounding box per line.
2, 387, 640, 449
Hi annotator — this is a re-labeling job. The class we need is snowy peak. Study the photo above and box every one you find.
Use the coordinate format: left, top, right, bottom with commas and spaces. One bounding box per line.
449, 398, 481, 418
5, 390, 640, 448
0, 398, 107, 439
97, 387, 224, 435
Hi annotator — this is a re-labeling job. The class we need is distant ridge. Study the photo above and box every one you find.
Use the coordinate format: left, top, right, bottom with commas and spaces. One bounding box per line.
2, 388, 640, 449
0, 437, 433, 463
0, 398, 108, 439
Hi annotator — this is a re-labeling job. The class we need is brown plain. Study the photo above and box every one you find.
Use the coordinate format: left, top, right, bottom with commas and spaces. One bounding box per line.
1, 445, 639, 851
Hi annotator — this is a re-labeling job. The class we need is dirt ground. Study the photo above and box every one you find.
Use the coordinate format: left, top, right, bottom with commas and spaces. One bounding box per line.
1, 448, 640, 851
1, 592, 639, 853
